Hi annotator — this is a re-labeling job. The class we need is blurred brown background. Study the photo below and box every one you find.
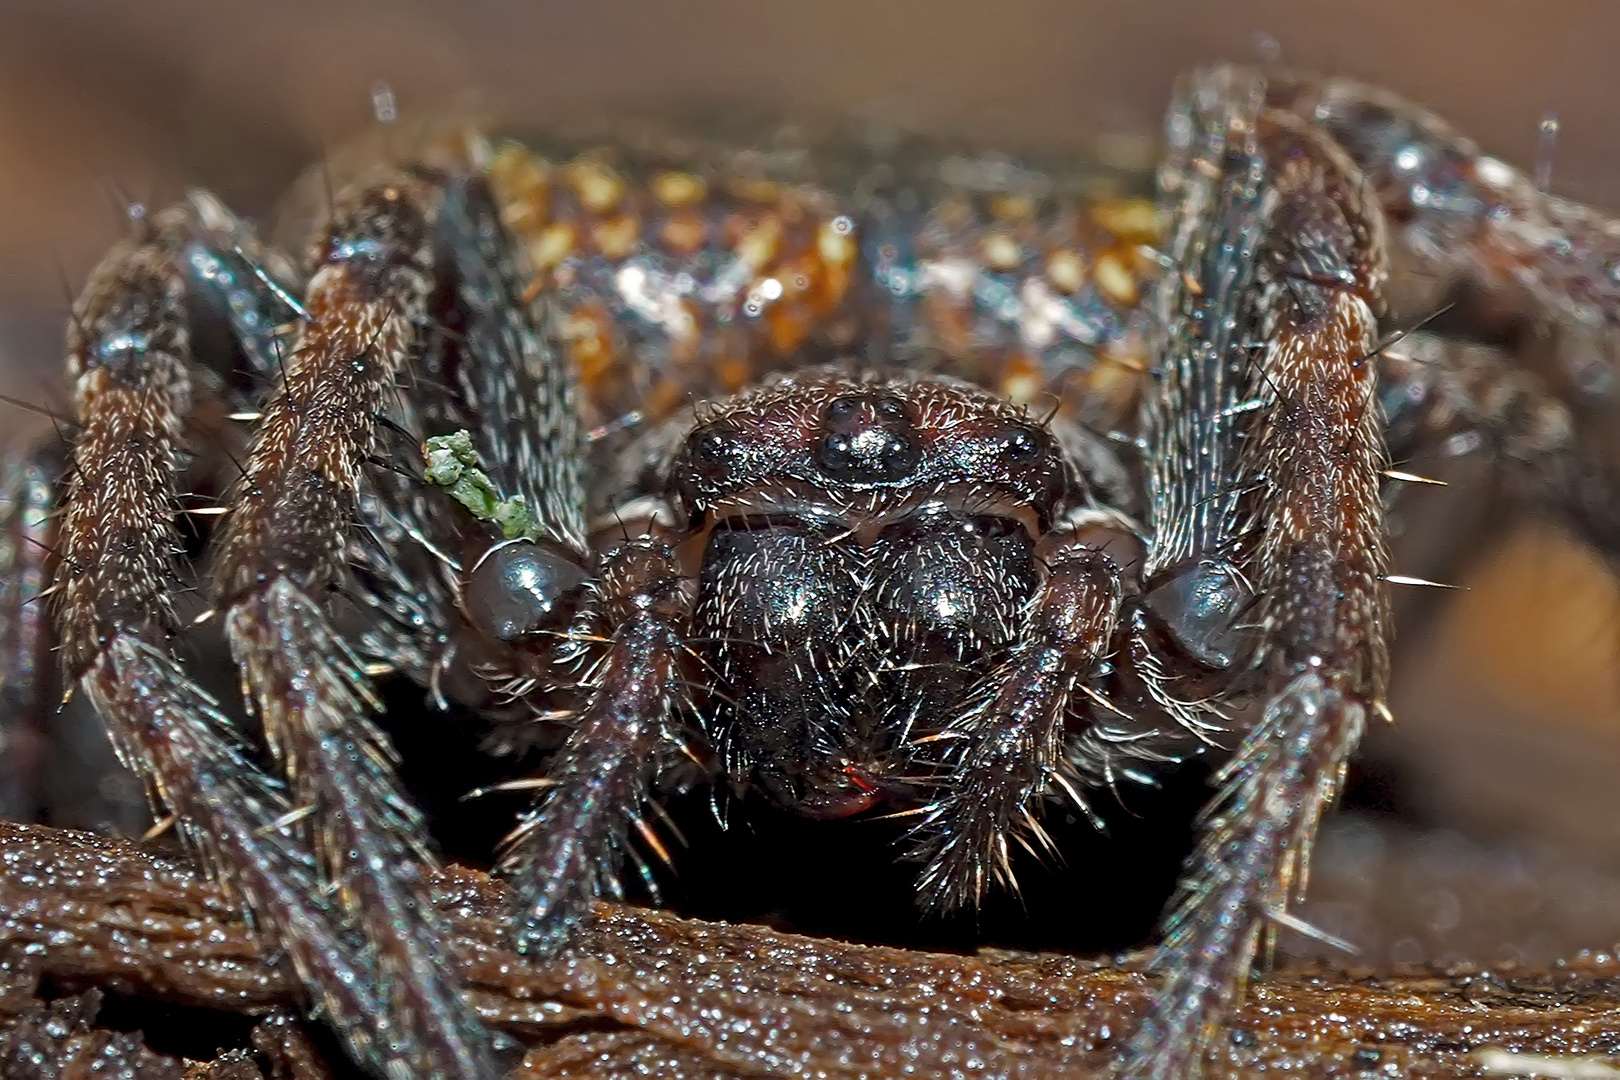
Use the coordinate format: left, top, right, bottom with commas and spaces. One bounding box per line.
5, 0, 1620, 961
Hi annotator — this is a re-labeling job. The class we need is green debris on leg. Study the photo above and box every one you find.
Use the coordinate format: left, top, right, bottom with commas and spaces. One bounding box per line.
423, 430, 541, 541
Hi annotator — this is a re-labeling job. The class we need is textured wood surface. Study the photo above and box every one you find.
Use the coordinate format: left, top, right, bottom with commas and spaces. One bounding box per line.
3, 821, 1620, 1078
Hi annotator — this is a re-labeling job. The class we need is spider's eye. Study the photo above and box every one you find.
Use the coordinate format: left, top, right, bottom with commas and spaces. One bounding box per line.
1002, 426, 1040, 460
690, 428, 742, 478
874, 395, 909, 421
465, 540, 589, 644
824, 396, 861, 425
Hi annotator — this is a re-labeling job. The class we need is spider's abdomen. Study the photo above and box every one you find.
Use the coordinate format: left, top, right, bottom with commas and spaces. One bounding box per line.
673, 368, 1068, 816
482, 132, 1159, 437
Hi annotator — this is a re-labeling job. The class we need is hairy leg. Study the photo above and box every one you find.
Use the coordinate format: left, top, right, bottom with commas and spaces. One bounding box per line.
48, 201, 406, 1069
1124, 67, 1392, 1078
209, 170, 501, 1078
1263, 68, 1620, 391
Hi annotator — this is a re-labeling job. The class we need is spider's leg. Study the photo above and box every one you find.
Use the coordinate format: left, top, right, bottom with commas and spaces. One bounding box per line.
341, 235, 475, 691
1379, 332, 1620, 581
343, 170, 591, 696
210, 174, 499, 1079
49, 204, 396, 1066
499, 535, 689, 956
0, 443, 59, 821
0, 438, 147, 835
1263, 68, 1620, 387
908, 535, 1125, 910
178, 188, 305, 386
1123, 68, 1393, 1079
439, 173, 587, 554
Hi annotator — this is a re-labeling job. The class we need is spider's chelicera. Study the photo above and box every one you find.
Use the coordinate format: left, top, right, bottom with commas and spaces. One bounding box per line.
2, 63, 1616, 1078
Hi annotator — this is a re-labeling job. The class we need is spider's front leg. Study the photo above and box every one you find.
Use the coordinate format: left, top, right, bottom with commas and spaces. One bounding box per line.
209, 172, 499, 1077
1123, 69, 1392, 1078
46, 198, 411, 1069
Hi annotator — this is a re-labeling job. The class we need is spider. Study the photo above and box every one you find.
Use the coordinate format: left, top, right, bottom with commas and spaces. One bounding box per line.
2, 61, 1616, 1078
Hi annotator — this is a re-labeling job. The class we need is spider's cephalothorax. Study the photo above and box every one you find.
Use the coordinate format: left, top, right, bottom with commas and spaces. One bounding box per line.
4, 63, 1620, 1079
676, 370, 1078, 819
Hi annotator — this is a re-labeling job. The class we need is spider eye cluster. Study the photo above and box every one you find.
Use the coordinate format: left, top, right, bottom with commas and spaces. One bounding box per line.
815, 393, 922, 484
465, 539, 588, 643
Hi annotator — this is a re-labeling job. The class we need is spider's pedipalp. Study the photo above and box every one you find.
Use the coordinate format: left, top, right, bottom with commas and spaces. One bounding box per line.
500, 536, 688, 957
910, 539, 1124, 910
